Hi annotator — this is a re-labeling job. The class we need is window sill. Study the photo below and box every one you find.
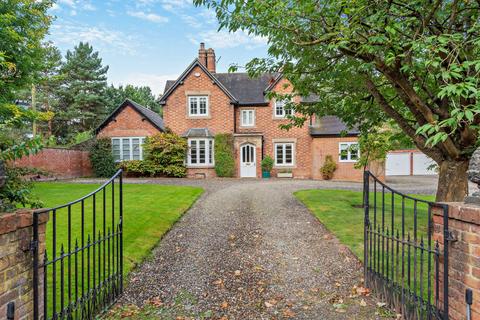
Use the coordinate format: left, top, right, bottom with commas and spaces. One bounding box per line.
187, 115, 211, 119
339, 160, 358, 163
186, 165, 215, 169
274, 165, 296, 169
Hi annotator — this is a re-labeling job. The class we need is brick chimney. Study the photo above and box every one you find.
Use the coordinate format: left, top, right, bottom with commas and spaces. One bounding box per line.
206, 48, 216, 73
198, 42, 207, 67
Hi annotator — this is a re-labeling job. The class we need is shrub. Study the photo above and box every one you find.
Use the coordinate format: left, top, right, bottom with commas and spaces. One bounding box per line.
320, 155, 337, 180
118, 160, 159, 177
143, 133, 187, 178
89, 138, 117, 178
0, 165, 43, 212
261, 155, 274, 172
214, 134, 235, 177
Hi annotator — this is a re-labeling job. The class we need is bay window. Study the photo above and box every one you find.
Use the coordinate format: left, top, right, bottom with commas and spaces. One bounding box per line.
188, 138, 214, 166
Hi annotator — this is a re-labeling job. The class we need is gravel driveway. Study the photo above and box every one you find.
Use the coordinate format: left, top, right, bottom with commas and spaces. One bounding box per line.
115, 179, 390, 319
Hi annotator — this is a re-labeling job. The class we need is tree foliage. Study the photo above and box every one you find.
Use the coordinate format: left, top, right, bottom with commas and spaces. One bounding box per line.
55, 42, 108, 140
104, 84, 162, 114
195, 0, 480, 201
0, 0, 53, 106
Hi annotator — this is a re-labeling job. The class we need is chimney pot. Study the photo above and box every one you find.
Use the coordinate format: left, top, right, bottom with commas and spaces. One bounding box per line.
198, 43, 207, 67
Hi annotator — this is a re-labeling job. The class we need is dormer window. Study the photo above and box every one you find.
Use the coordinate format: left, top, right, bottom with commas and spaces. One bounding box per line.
274, 99, 292, 118
188, 96, 209, 116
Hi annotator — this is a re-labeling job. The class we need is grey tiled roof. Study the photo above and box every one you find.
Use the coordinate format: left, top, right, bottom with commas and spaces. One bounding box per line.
164, 72, 279, 105
181, 128, 215, 138
214, 73, 277, 105
128, 99, 165, 131
309, 116, 359, 136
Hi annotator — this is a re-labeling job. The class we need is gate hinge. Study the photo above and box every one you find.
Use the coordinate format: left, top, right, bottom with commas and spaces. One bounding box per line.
445, 230, 457, 243
29, 240, 38, 253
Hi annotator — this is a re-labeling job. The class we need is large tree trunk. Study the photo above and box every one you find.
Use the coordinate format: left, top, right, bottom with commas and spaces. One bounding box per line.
436, 160, 469, 202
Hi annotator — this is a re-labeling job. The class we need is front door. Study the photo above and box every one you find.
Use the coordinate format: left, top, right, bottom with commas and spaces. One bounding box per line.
240, 144, 256, 177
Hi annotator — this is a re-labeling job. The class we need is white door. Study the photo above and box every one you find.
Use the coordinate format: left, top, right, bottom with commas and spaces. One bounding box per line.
386, 153, 411, 176
240, 144, 256, 177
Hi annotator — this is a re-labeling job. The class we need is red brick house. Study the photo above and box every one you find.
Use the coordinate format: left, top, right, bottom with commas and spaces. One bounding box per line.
96, 43, 367, 181
95, 99, 164, 162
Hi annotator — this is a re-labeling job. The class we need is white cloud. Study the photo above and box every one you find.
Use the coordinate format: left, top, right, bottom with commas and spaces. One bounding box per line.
50, 23, 139, 56
127, 10, 169, 23
181, 15, 202, 28
188, 29, 267, 50
111, 73, 179, 96
59, 0, 75, 7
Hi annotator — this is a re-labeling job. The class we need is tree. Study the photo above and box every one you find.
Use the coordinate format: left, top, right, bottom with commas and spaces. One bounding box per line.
104, 84, 162, 114
0, 0, 53, 107
56, 42, 108, 140
195, 0, 480, 201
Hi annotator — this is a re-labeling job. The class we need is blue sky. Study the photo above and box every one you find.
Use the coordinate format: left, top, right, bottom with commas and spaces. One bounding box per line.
47, 0, 268, 96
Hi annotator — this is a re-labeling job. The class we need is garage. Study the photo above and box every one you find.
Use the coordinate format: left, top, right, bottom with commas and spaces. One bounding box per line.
386, 150, 437, 176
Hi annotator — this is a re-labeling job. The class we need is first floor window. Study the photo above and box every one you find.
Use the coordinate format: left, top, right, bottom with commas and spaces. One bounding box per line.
339, 142, 359, 162
188, 96, 209, 116
112, 137, 145, 162
188, 138, 214, 166
274, 142, 294, 166
274, 99, 292, 118
241, 109, 255, 127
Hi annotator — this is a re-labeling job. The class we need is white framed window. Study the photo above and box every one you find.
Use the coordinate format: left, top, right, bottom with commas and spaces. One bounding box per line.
188, 96, 209, 116
339, 142, 359, 162
274, 142, 295, 166
240, 109, 255, 127
274, 99, 293, 118
111, 137, 146, 162
188, 138, 214, 166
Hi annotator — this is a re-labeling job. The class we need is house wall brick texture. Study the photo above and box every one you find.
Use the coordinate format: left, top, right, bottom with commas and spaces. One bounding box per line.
96, 105, 161, 138
0, 210, 48, 320
433, 203, 480, 320
12, 148, 92, 179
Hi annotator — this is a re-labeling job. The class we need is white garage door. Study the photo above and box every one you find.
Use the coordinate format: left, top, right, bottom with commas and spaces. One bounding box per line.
412, 153, 436, 175
386, 153, 410, 176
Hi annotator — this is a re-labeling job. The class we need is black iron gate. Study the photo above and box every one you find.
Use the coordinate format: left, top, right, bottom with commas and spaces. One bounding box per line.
32, 170, 123, 320
363, 171, 449, 319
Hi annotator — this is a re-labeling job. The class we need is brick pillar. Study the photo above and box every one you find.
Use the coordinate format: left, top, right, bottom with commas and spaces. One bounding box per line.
0, 209, 48, 320
433, 203, 480, 320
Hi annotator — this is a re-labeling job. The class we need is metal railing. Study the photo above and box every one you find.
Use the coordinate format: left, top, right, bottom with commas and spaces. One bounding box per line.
32, 170, 123, 320
363, 171, 449, 319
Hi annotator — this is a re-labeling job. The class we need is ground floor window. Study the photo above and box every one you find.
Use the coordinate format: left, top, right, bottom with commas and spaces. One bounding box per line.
339, 142, 359, 162
112, 137, 146, 162
274, 142, 294, 166
188, 138, 214, 166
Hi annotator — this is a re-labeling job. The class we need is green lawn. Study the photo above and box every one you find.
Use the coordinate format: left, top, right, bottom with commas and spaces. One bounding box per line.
294, 189, 435, 260
295, 189, 436, 301
33, 182, 203, 317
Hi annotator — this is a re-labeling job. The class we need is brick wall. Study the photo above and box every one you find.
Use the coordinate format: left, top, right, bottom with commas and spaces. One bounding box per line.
96, 105, 162, 138
433, 203, 480, 320
0, 210, 48, 319
12, 148, 92, 179
163, 65, 235, 136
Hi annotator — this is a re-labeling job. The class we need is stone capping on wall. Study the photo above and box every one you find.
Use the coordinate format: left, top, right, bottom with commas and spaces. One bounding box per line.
0, 209, 49, 319
433, 202, 480, 320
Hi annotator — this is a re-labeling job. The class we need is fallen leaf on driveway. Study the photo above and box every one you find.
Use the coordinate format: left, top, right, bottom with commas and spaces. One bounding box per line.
234, 270, 241, 276
221, 301, 229, 309
282, 308, 296, 318
360, 299, 367, 307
